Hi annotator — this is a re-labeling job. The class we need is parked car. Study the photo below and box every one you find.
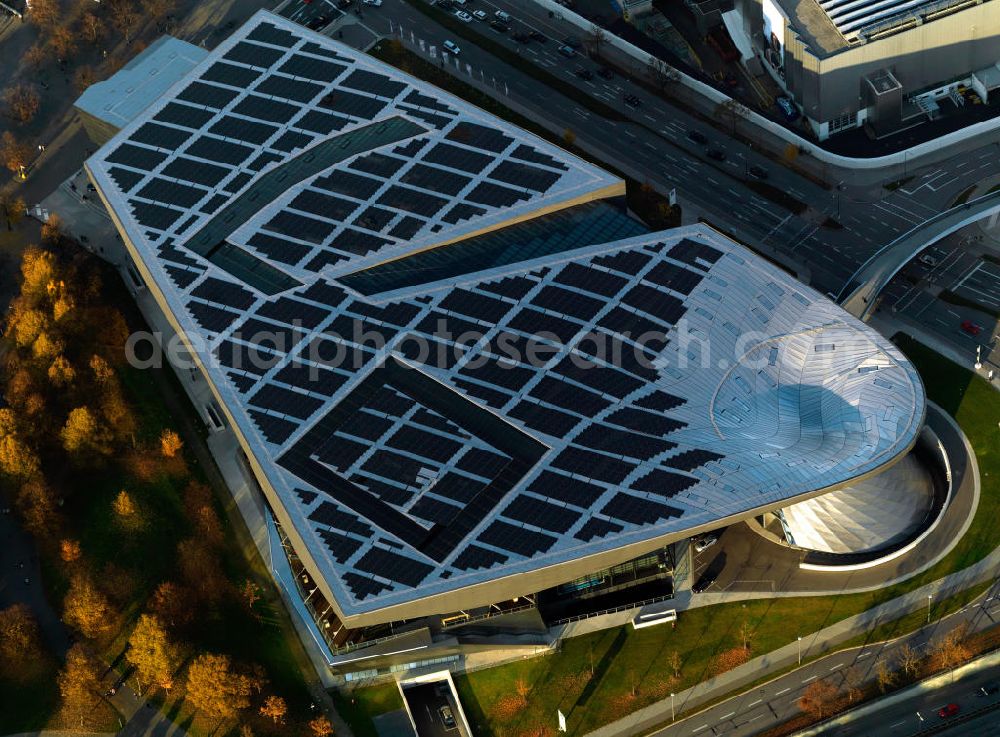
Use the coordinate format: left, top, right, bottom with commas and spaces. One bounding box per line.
454, 10, 472, 21
362, 0, 382, 6
472, 9, 487, 20
776, 95, 800, 122
961, 320, 982, 336
707, 148, 726, 162
749, 165, 769, 180
918, 252, 939, 267
937, 703, 960, 718
439, 705, 457, 729
692, 573, 717, 593
442, 39, 461, 55
978, 684, 999, 697
529, 30, 547, 42
694, 535, 718, 553
490, 19, 509, 32
687, 129, 707, 145
513, 31, 531, 43
306, 14, 330, 29
597, 66, 614, 79
494, 9, 512, 22
558, 44, 575, 57
623, 93, 641, 107
574, 67, 593, 80
563, 35, 581, 49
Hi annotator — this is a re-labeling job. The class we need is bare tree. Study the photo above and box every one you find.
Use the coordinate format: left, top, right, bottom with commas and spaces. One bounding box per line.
714, 98, 750, 136
668, 650, 682, 680
0, 193, 26, 231
1, 132, 33, 174
897, 643, 922, 679
80, 13, 106, 44
24, 44, 49, 71
843, 666, 864, 703
929, 624, 972, 675
586, 23, 607, 58
875, 657, 896, 694
51, 26, 77, 64
738, 620, 754, 652
27, 0, 60, 29
108, 0, 141, 44
647, 57, 680, 92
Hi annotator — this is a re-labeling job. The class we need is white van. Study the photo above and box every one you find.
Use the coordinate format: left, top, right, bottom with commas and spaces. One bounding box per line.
494, 9, 512, 22
443, 39, 461, 55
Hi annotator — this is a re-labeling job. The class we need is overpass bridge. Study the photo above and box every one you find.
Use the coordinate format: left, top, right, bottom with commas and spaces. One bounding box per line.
837, 190, 1000, 321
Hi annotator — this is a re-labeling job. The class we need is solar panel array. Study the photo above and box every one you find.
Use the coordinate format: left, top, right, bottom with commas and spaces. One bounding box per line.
86, 11, 925, 620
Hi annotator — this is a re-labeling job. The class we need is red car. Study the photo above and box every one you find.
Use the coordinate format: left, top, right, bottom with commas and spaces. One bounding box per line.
937, 703, 960, 718
961, 320, 982, 336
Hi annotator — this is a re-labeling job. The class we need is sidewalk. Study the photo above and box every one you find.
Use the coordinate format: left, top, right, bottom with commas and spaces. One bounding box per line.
584, 539, 1000, 736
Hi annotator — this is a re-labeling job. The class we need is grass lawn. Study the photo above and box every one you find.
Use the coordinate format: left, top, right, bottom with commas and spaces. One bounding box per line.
346, 334, 998, 737
332, 683, 404, 737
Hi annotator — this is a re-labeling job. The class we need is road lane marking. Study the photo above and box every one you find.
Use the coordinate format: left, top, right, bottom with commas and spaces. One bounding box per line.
802, 675, 817, 683
693, 725, 708, 733
829, 663, 845, 671
721, 711, 735, 719
775, 687, 790, 695
748, 699, 762, 707
747, 714, 764, 722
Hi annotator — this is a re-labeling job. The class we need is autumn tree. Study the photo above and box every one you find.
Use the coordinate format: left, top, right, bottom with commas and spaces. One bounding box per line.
60, 406, 114, 459
184, 481, 223, 547
27, 0, 60, 29
843, 666, 864, 703
113, 489, 142, 529
60, 538, 82, 564
4, 84, 41, 125
309, 716, 334, 737
0, 603, 43, 663
50, 26, 77, 62
24, 43, 49, 70
63, 574, 114, 638
668, 650, 682, 679
798, 678, 839, 720
178, 538, 227, 604
149, 580, 195, 630
242, 579, 261, 611
1, 131, 32, 174
0, 192, 26, 230
185, 653, 253, 723
160, 429, 183, 457
74, 66, 99, 94
0, 415, 41, 479
16, 476, 57, 534
48, 355, 76, 387
58, 644, 101, 723
144, 0, 176, 24
127, 614, 179, 693
928, 624, 972, 674
41, 212, 63, 244
260, 695, 288, 724
19, 247, 57, 302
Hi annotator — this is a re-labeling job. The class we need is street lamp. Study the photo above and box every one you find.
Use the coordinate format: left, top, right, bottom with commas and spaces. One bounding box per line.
670, 692, 675, 721
797, 636, 802, 665
927, 594, 933, 623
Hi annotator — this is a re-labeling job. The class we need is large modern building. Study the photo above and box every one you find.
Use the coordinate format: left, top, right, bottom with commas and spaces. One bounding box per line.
730, 0, 1000, 138
84, 11, 927, 677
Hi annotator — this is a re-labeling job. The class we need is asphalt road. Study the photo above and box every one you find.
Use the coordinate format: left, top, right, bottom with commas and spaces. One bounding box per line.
647, 580, 1000, 737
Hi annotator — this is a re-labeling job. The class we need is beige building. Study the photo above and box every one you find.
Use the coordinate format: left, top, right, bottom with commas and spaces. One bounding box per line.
731, 0, 1000, 138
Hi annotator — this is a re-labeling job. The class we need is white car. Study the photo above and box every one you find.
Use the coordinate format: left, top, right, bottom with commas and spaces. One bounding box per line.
472, 9, 487, 20
694, 535, 718, 553
442, 39, 461, 55
362, 0, 382, 5
455, 9, 472, 21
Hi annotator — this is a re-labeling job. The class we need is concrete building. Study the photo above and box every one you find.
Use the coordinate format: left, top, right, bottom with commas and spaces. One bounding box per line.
75, 36, 208, 146
729, 0, 1000, 138
82, 11, 932, 679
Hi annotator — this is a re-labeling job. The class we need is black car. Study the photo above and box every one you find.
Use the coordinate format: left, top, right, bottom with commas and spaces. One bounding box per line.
563, 36, 582, 49
692, 574, 717, 593
513, 32, 531, 44
624, 93, 641, 108
306, 14, 330, 29
687, 130, 707, 145
748, 164, 768, 180
490, 19, 509, 32
529, 30, 547, 42
707, 148, 726, 162
978, 684, 999, 697
597, 66, 614, 79
436, 0, 454, 8
574, 67, 593, 80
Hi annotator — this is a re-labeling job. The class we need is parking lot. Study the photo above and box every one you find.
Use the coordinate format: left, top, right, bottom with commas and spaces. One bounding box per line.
278, 0, 345, 30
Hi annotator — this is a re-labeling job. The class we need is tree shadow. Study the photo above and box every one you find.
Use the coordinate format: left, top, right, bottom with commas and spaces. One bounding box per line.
575, 628, 628, 707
